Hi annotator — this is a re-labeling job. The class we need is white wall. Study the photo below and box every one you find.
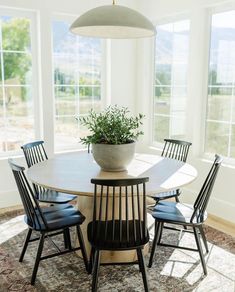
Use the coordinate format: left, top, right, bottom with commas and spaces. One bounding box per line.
135, 0, 235, 223
0, 0, 137, 208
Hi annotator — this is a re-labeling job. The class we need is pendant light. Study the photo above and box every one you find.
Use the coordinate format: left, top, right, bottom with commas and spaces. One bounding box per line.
70, 0, 156, 39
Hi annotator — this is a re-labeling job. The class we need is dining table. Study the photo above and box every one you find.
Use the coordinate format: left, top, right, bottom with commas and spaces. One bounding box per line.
27, 150, 197, 263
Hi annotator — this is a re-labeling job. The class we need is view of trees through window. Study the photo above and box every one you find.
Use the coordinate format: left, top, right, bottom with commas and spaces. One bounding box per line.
205, 10, 235, 158
0, 15, 34, 153
2, 11, 235, 159
52, 20, 102, 151
153, 20, 190, 144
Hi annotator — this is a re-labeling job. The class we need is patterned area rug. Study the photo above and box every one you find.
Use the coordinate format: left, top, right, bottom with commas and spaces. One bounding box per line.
0, 210, 234, 292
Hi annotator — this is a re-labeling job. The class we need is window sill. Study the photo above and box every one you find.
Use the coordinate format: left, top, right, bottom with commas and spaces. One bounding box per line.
0, 152, 23, 162
54, 147, 87, 156
148, 145, 235, 170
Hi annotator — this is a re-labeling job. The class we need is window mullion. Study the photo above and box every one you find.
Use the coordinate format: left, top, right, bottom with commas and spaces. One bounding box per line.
0, 18, 8, 152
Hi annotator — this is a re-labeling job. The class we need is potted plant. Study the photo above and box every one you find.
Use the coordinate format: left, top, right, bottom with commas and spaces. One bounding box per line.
78, 105, 144, 171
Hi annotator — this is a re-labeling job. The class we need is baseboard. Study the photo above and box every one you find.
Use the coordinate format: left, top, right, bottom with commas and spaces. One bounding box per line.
0, 204, 23, 215
181, 187, 235, 224
206, 214, 235, 237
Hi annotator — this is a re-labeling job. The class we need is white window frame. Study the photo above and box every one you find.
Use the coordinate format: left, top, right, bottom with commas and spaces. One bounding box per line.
150, 14, 191, 151
52, 13, 108, 153
202, 2, 235, 166
0, 7, 41, 158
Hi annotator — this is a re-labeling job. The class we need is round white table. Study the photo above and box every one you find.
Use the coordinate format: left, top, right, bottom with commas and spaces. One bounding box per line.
27, 151, 197, 263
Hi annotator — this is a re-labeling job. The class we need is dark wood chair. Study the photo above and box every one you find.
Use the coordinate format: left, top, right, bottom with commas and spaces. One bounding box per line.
8, 159, 89, 285
148, 154, 222, 275
162, 138, 192, 162
21, 140, 76, 204
88, 177, 150, 292
149, 139, 192, 204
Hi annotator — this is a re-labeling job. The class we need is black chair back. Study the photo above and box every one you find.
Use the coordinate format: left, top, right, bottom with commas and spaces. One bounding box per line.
21, 141, 48, 195
21, 140, 48, 168
8, 159, 48, 230
90, 177, 149, 248
161, 138, 192, 162
191, 154, 222, 222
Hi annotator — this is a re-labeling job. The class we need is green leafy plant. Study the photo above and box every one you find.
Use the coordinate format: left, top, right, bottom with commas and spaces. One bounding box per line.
78, 105, 144, 145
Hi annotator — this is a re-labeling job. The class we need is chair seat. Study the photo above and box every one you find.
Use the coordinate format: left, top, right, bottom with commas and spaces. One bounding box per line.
87, 220, 149, 250
40, 203, 73, 213
25, 206, 85, 231
37, 190, 77, 204
149, 189, 180, 201
152, 201, 207, 225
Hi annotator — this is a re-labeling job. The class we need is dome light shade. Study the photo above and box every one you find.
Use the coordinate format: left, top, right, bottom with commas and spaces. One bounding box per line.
70, 4, 156, 39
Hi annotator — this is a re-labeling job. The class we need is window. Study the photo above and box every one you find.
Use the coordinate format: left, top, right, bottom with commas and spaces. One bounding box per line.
152, 20, 190, 144
205, 10, 235, 158
52, 20, 103, 152
0, 12, 36, 154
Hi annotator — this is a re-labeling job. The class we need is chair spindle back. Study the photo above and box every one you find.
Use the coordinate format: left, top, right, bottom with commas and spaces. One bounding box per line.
21, 141, 48, 195
90, 177, 149, 247
21, 140, 48, 167
161, 139, 192, 162
191, 154, 222, 222
8, 159, 48, 230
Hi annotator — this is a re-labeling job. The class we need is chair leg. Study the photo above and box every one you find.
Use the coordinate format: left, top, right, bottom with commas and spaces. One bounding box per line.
88, 246, 95, 274
154, 220, 158, 232
76, 225, 89, 272
198, 225, 209, 253
92, 249, 100, 292
63, 229, 68, 249
193, 227, 207, 275
148, 221, 161, 268
157, 222, 164, 244
137, 248, 149, 292
19, 228, 32, 262
31, 232, 45, 285
63, 228, 72, 250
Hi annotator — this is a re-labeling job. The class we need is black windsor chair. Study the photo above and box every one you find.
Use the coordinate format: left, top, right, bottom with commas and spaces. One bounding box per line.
149, 139, 192, 204
148, 154, 222, 275
87, 177, 150, 292
21, 140, 76, 204
8, 159, 89, 285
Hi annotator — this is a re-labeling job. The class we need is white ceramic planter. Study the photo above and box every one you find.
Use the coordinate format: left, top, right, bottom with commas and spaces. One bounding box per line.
92, 142, 136, 172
